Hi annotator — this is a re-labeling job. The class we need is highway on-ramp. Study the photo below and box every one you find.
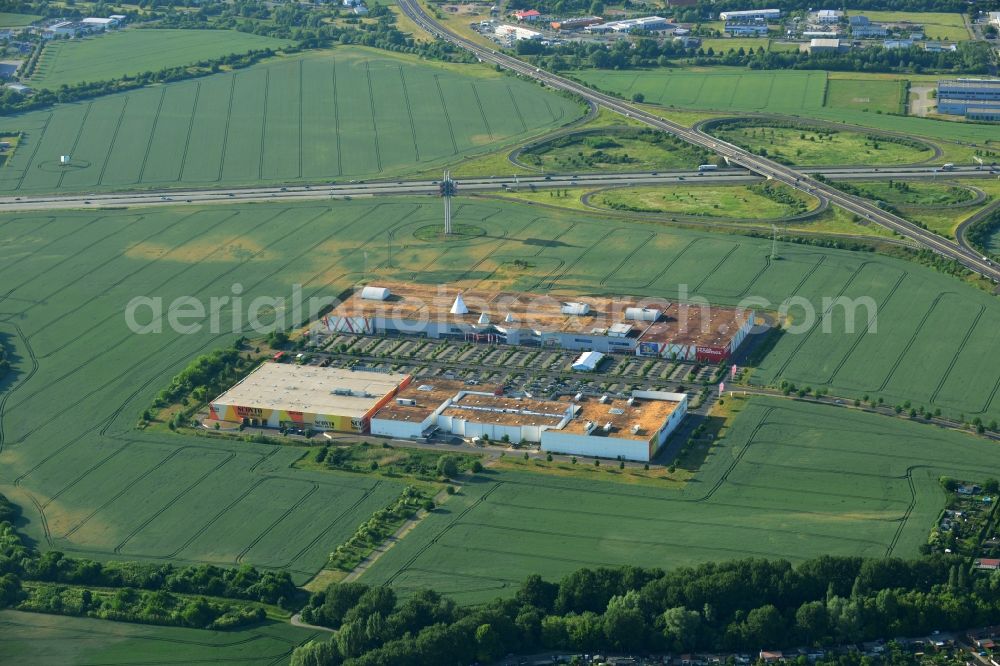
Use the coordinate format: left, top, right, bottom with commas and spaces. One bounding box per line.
395, 0, 1000, 282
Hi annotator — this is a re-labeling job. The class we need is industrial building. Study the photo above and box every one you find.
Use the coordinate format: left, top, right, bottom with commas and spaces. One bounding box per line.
585, 16, 671, 34
807, 38, 844, 54
495, 24, 542, 40
513, 9, 541, 22
323, 283, 755, 362
209, 363, 411, 433
849, 15, 887, 38
725, 23, 769, 36
550, 16, 603, 31
370, 379, 688, 462
718, 8, 780, 22
43, 15, 123, 38
937, 79, 1000, 121
816, 9, 842, 23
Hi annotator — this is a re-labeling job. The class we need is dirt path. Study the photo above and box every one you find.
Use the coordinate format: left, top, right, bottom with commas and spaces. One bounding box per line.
342, 486, 457, 583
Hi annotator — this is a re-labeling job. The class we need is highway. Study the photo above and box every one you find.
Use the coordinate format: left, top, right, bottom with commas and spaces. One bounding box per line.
396, 0, 1000, 281
0, 165, 995, 212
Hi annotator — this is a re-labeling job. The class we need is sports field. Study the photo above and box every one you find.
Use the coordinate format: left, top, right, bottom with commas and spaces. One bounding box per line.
825, 78, 906, 114
0, 48, 583, 193
571, 68, 998, 147
359, 397, 1000, 604
0, 11, 39, 26
0, 610, 317, 665
28, 29, 294, 90
1, 196, 998, 586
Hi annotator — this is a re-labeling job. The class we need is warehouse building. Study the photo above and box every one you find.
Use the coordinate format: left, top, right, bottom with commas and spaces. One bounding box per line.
807, 38, 844, 54
323, 283, 755, 362
816, 9, 843, 24
370, 380, 688, 461
585, 16, 671, 34
849, 15, 887, 38
495, 23, 542, 40
719, 8, 780, 21
550, 16, 603, 31
937, 79, 1000, 121
209, 363, 411, 433
725, 23, 769, 36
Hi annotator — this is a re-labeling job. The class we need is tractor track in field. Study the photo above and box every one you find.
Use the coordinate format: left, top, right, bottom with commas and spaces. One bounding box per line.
113, 451, 237, 554
384, 481, 503, 586
234, 482, 319, 564
825, 269, 908, 385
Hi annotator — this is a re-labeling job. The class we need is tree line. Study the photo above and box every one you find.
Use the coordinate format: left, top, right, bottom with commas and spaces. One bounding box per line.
0, 334, 10, 382
291, 555, 1000, 665
0, 496, 301, 629
965, 207, 1000, 262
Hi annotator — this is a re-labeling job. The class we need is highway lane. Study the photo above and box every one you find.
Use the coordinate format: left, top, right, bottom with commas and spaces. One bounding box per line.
395, 0, 1000, 282
0, 166, 995, 212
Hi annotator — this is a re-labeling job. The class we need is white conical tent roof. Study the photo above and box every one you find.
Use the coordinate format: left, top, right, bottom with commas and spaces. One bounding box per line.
478, 312, 490, 325
450, 293, 469, 315
504, 312, 515, 323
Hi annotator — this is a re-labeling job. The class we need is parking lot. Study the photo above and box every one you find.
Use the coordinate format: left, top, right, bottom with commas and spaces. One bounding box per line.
302, 330, 725, 405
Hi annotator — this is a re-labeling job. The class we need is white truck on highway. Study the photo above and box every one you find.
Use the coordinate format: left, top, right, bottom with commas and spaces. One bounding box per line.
698, 164, 719, 172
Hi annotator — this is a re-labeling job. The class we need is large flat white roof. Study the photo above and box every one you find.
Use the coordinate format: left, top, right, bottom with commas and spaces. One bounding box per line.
211, 363, 408, 418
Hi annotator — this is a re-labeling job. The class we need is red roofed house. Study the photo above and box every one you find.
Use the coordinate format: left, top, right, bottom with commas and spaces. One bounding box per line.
514, 9, 541, 21
975, 558, 1000, 570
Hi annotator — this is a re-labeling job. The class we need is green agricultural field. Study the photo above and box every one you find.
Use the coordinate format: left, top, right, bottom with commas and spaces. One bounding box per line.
711, 125, 935, 166
850, 11, 971, 41
0, 11, 40, 26
570, 68, 998, 148
28, 29, 294, 90
0, 48, 584, 193
516, 128, 711, 172
1, 196, 999, 587
594, 182, 818, 218
825, 77, 906, 114
0, 609, 317, 665
358, 397, 1000, 604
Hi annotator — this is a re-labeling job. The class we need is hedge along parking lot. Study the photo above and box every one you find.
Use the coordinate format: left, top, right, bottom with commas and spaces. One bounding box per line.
0, 47, 584, 193
358, 397, 1000, 605
0, 196, 998, 587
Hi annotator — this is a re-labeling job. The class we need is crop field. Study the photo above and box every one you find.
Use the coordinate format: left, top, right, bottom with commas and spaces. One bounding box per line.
0, 48, 583, 193
593, 182, 818, 218
359, 397, 1000, 604
851, 11, 971, 41
0, 610, 317, 665
571, 68, 998, 147
28, 29, 294, 90
1, 196, 998, 585
711, 125, 935, 166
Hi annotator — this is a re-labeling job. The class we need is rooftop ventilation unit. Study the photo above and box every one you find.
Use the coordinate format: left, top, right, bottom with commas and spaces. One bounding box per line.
609, 408, 624, 415
574, 393, 583, 402
603, 422, 613, 432
396, 398, 416, 406
599, 395, 609, 404
417, 384, 433, 391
